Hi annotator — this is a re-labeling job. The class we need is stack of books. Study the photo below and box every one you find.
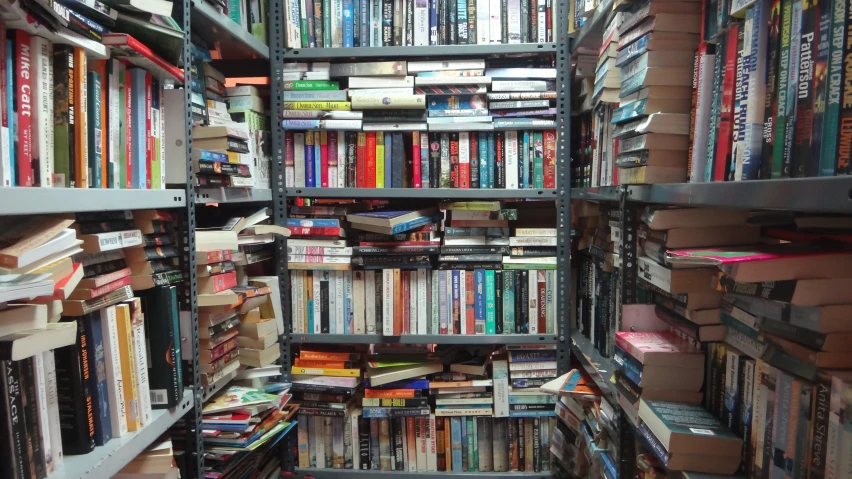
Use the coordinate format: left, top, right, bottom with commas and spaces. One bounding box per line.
282, 59, 558, 189
282, 0, 556, 48
190, 128, 254, 189
593, 12, 623, 105
0, 3, 184, 189
115, 436, 181, 478
201, 385, 297, 478
127, 210, 185, 290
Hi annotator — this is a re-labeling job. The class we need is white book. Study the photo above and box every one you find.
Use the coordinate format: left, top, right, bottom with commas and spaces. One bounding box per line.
427, 122, 493, 131
32, 354, 53, 474
320, 119, 363, 130
130, 302, 153, 428
101, 306, 128, 437
348, 87, 414, 96
507, 0, 521, 43
431, 269, 439, 334
159, 85, 166, 189
337, 131, 346, 187
331, 0, 342, 47
363, 122, 428, 131
315, 417, 326, 468
489, 0, 502, 43
285, 0, 302, 47
414, 0, 428, 45
313, 273, 322, 333
383, 270, 394, 335
327, 270, 337, 331
42, 351, 63, 476
492, 80, 549, 91
354, 270, 366, 334
292, 271, 303, 333
509, 236, 556, 246
349, 76, 414, 88
458, 270, 466, 334
415, 76, 492, 85
285, 133, 295, 187
477, 0, 490, 44
342, 270, 352, 333
371, 0, 382, 46
407, 60, 486, 72
505, 130, 518, 188
528, 270, 538, 333
445, 271, 454, 335
409, 271, 418, 334
335, 271, 345, 333
365, 270, 377, 333
537, 0, 546, 41
690, 47, 716, 183
31, 36, 52, 187
294, 133, 306, 187
417, 269, 428, 335
492, 359, 510, 417
351, 413, 361, 470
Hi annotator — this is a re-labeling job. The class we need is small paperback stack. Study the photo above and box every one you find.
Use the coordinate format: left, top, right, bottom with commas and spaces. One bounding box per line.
115, 436, 181, 478
202, 385, 297, 478
192, 127, 253, 188
127, 210, 185, 290
611, 0, 701, 185
593, 13, 623, 105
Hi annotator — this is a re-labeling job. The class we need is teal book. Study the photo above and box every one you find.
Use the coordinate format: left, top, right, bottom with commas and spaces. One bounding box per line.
307, 272, 315, 333
485, 270, 496, 334
467, 416, 476, 470
87, 71, 102, 188
819, 0, 845, 175
521, 131, 530, 188
461, 415, 468, 470
323, 0, 332, 48
227, 0, 242, 25
487, 132, 495, 188
503, 269, 515, 333
479, 132, 488, 188
474, 269, 486, 334
451, 417, 463, 471
533, 131, 544, 188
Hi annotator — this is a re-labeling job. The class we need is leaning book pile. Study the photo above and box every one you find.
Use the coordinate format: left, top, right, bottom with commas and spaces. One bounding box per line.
0, 0, 184, 189
282, 59, 558, 190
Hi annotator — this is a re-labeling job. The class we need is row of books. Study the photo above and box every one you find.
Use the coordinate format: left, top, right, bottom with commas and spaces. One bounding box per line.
292, 345, 559, 472
282, 0, 556, 48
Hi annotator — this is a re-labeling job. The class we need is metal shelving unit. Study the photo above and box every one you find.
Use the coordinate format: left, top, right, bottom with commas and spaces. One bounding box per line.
570, 335, 616, 402
0, 188, 186, 215
569, 185, 621, 202
61, 391, 195, 479
191, 0, 270, 60
286, 188, 559, 199
197, 188, 274, 204
294, 469, 555, 478
290, 334, 560, 344
569, 0, 614, 54
283, 43, 557, 59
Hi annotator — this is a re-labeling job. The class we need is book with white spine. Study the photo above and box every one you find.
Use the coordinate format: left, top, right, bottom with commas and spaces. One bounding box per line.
365, 270, 376, 333
507, 0, 521, 42
312, 273, 322, 333
417, 269, 428, 334
348, 76, 414, 88
407, 60, 486, 72
337, 131, 346, 187
476, 0, 490, 43
363, 122, 428, 131
335, 271, 345, 333
348, 88, 415, 96
489, 0, 501, 43
129, 300, 153, 428
414, 0, 428, 45
410, 270, 418, 333
291, 271, 303, 334
101, 305, 128, 437
414, 76, 493, 85
32, 353, 53, 474
342, 271, 352, 334
505, 130, 519, 189
31, 36, 53, 187
354, 271, 366, 334
294, 133, 306, 187
285, 0, 302, 47
42, 351, 63, 474
383, 269, 394, 335
431, 268, 440, 334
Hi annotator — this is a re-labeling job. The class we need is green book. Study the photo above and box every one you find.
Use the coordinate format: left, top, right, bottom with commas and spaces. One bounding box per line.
820, 0, 846, 175
485, 270, 496, 335
503, 269, 515, 333
469, 417, 477, 470
323, 0, 332, 48
227, 0, 243, 26
533, 131, 544, 188
285, 80, 340, 90
87, 71, 102, 188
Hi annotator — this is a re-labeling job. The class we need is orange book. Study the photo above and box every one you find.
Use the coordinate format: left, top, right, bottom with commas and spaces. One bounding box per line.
406, 416, 416, 466
92, 60, 108, 187
293, 358, 353, 369
73, 48, 88, 188
364, 388, 417, 398
393, 269, 402, 335
299, 350, 361, 361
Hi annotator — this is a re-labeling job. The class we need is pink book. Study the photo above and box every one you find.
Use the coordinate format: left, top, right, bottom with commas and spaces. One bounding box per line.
614, 331, 704, 368
666, 243, 852, 265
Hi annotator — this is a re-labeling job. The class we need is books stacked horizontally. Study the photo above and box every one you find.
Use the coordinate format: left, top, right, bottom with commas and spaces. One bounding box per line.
592, 12, 623, 106
281, 0, 555, 48
126, 210, 185, 290
201, 384, 297, 478
282, 59, 558, 189
0, 1, 185, 189
190, 128, 254, 189
226, 84, 273, 191
115, 435, 182, 478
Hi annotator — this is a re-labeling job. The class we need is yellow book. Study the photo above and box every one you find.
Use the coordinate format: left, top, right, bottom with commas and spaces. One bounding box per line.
290, 366, 361, 377
349, 95, 426, 109
283, 101, 351, 111
115, 303, 140, 431
376, 132, 385, 188
73, 48, 88, 188
226, 150, 240, 163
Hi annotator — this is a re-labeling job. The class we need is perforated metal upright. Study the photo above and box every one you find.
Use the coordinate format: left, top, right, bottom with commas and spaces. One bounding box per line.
556, 0, 573, 381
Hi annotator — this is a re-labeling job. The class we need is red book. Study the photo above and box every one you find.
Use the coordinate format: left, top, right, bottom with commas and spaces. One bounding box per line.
68, 275, 132, 300
715, 25, 739, 181
34, 263, 83, 301
144, 71, 152, 189
469, 133, 478, 188
290, 226, 344, 237
450, 133, 459, 187
543, 130, 556, 188
614, 331, 704, 367
78, 267, 132, 289
495, 132, 503, 186
320, 131, 329, 187
465, 270, 474, 334
412, 132, 422, 188
199, 271, 238, 294
0, 24, 7, 187
328, 131, 338, 187
124, 68, 133, 188
458, 133, 469, 189
355, 132, 366, 187
198, 250, 234, 264
402, 270, 410, 334
15, 30, 33, 187
365, 132, 376, 188
101, 34, 184, 82
537, 270, 547, 333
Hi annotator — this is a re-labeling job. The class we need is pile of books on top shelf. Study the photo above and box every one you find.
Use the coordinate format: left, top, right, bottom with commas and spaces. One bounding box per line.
201, 383, 297, 478
293, 343, 557, 472
285, 199, 559, 335
0, 0, 185, 189
282, 59, 558, 189
282, 0, 555, 49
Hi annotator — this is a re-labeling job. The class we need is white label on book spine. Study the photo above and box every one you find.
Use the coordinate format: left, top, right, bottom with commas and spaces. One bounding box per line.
365, 270, 377, 333
383, 270, 394, 335
459, 132, 470, 188
417, 269, 428, 335
505, 130, 518, 189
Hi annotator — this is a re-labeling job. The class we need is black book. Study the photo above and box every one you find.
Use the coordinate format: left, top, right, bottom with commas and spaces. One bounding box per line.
438, 0, 447, 44
520, 0, 529, 42
793, 0, 817, 178
139, 286, 183, 409
495, 270, 503, 334
359, 416, 371, 469
81, 313, 112, 446
381, 0, 393, 44
346, 132, 358, 187
0, 360, 29, 477
517, 417, 525, 470
517, 270, 528, 333
53, 320, 95, 455
429, 133, 441, 187
532, 416, 541, 472
495, 131, 505, 188
501, 0, 508, 42
374, 272, 383, 333
447, 0, 457, 44
320, 277, 330, 333
20, 359, 44, 479
392, 416, 405, 470
405, 0, 414, 45
449, 132, 460, 187
392, 133, 404, 188
470, 132, 480, 188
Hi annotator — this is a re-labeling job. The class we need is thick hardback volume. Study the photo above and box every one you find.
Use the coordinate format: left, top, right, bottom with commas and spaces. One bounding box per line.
140, 286, 183, 408
54, 319, 95, 455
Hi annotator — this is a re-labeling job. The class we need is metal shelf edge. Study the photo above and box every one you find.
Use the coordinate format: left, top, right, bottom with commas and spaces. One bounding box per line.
290, 334, 558, 344
570, 186, 622, 201
295, 468, 554, 478
282, 43, 557, 59
191, 0, 271, 60
0, 188, 187, 215
285, 188, 559, 199
196, 188, 274, 204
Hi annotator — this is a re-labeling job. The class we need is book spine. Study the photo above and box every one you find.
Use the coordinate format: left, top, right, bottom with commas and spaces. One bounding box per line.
20, 358, 45, 478
101, 307, 128, 437
54, 320, 95, 455
13, 31, 32, 187
0, 24, 9, 187
742, 0, 769, 180
791, 0, 817, 177
42, 352, 63, 472
31, 36, 51, 187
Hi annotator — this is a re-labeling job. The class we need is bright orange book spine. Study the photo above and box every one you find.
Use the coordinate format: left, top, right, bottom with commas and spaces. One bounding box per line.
393, 268, 402, 335
364, 388, 417, 398
73, 48, 88, 188
299, 350, 360, 361
293, 358, 350, 369
365, 132, 376, 188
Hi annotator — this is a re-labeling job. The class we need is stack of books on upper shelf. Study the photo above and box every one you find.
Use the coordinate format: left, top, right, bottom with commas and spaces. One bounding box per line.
286, 199, 559, 336
0, 0, 185, 189
282, 0, 555, 49
281, 59, 558, 190
200, 383, 297, 478
0, 212, 186, 478
293, 343, 557, 472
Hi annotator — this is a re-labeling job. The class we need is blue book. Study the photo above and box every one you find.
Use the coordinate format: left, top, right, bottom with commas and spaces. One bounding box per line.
487, 133, 495, 188
314, 142, 321, 185
389, 215, 436, 234
364, 378, 430, 389
429, 0, 438, 44
308, 273, 315, 332
6, 40, 14, 186
457, 0, 467, 43
502, 270, 515, 333
438, 271, 448, 333
509, 350, 556, 362
343, 0, 354, 47
362, 407, 430, 418
283, 91, 348, 101
427, 94, 486, 111
384, 133, 392, 187
474, 269, 486, 334
460, 415, 467, 467
522, 131, 530, 188
508, 395, 556, 404
282, 120, 321, 130
450, 417, 463, 471
129, 69, 148, 189
305, 133, 315, 187
451, 270, 460, 334
358, 0, 368, 46
420, 134, 429, 188
345, 270, 354, 334
83, 313, 112, 446
196, 149, 229, 162
508, 410, 557, 417
485, 270, 496, 334
479, 133, 488, 188
353, 0, 360, 45
287, 218, 340, 227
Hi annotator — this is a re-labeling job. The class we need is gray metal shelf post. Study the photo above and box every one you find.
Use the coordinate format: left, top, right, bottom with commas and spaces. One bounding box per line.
557, 1, 572, 379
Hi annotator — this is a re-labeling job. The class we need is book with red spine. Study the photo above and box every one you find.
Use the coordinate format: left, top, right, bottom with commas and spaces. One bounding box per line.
412, 132, 422, 188
366, 132, 376, 188
715, 24, 739, 181
68, 275, 132, 300
450, 133, 459, 188
197, 250, 234, 264
78, 267, 133, 289
402, 270, 410, 334
290, 226, 345, 237
543, 130, 556, 188
124, 67, 133, 188
458, 132, 469, 189
15, 29, 33, 187
199, 271, 238, 294
327, 131, 337, 187
465, 270, 474, 334
469, 132, 478, 189
145, 71, 152, 189
318, 131, 328, 187
100, 34, 184, 82
356, 132, 366, 187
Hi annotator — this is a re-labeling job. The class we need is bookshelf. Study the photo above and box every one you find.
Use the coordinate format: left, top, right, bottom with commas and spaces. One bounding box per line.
191, 0, 271, 60
284, 188, 560, 199
293, 470, 558, 478
282, 43, 558, 59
